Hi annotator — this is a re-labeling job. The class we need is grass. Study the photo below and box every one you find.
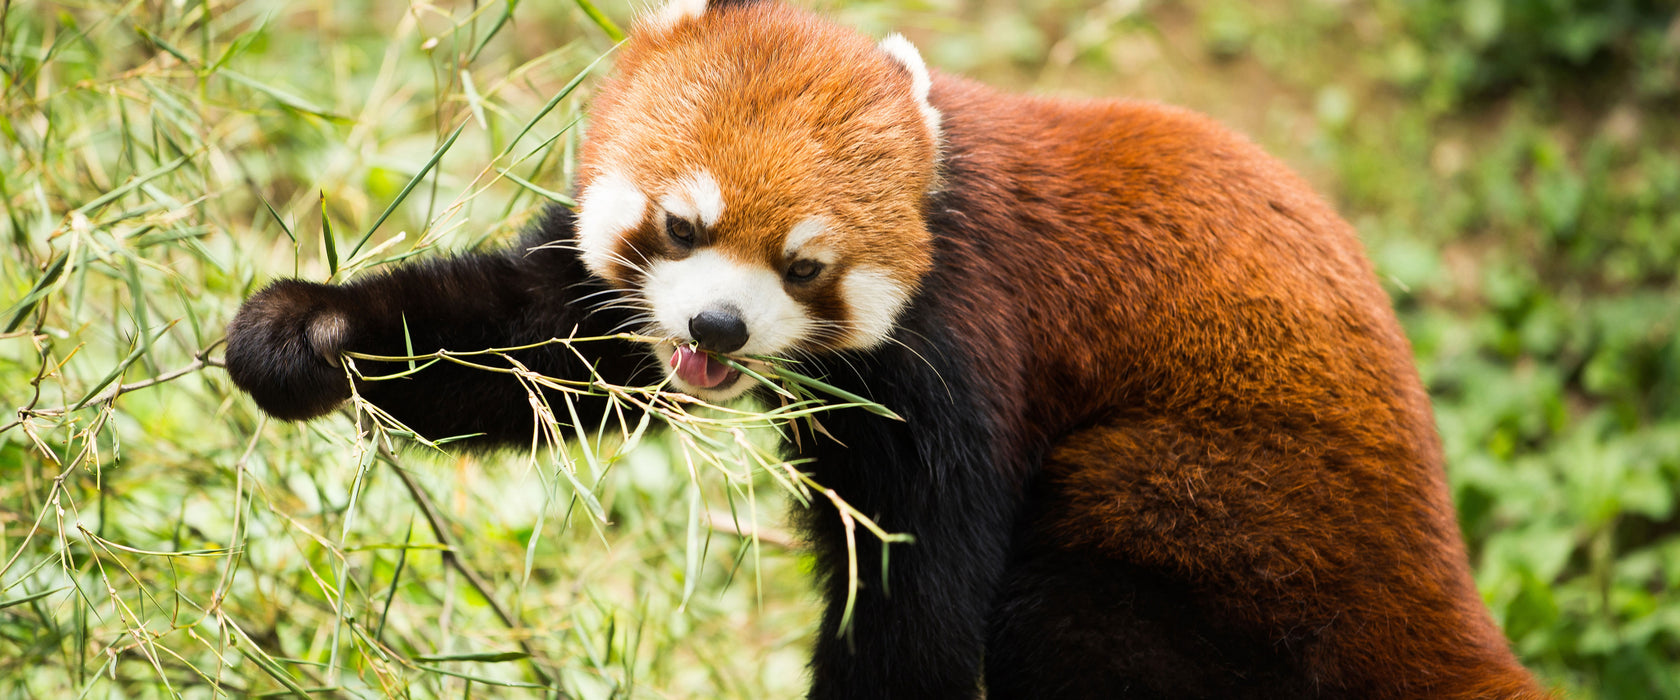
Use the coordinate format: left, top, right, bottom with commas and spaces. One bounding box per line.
0, 1, 822, 697
4, 0, 1679, 698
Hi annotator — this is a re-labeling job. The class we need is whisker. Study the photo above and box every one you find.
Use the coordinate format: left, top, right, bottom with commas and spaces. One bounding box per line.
590, 300, 655, 314
573, 287, 629, 305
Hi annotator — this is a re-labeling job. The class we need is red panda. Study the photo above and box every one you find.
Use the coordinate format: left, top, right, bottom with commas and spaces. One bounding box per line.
224, 1, 1549, 697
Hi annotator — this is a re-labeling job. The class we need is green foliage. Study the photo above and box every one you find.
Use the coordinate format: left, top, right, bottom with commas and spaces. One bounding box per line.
0, 1, 818, 697
3, 0, 1678, 698
1393, 0, 1680, 105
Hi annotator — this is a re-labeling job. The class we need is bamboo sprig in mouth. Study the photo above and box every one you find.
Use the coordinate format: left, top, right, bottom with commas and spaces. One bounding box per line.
341, 332, 913, 636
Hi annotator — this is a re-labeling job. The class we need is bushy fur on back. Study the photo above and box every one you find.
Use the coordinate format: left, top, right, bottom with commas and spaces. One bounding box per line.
226, 2, 1548, 698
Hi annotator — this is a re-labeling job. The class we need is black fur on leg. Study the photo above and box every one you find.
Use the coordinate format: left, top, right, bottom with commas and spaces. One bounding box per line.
225, 206, 658, 446
225, 279, 359, 421
791, 256, 1029, 700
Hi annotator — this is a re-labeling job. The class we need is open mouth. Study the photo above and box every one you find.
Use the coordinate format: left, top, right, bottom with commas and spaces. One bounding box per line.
668, 345, 743, 390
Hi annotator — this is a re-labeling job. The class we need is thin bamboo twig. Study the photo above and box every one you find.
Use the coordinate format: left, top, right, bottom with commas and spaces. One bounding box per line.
372, 441, 572, 699
5, 346, 224, 427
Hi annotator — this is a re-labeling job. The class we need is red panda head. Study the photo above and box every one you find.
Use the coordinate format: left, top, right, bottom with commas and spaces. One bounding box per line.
572, 0, 941, 400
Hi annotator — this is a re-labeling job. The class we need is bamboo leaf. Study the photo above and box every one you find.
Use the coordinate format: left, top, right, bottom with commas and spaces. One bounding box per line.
413, 664, 554, 689
573, 0, 625, 42
413, 651, 530, 663
555, 454, 607, 524
133, 26, 194, 65
221, 70, 349, 121
350, 120, 468, 258
3, 251, 67, 332
320, 192, 338, 277
401, 313, 416, 373
71, 320, 177, 411
234, 646, 312, 699
460, 70, 488, 129
719, 356, 798, 400
74, 154, 191, 216
0, 586, 67, 611
207, 13, 270, 74
498, 169, 575, 206
772, 366, 902, 420
467, 1, 520, 64
258, 192, 295, 243
498, 50, 612, 160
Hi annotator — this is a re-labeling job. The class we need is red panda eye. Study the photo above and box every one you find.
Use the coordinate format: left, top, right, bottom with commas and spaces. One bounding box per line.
786, 260, 824, 283
665, 216, 697, 246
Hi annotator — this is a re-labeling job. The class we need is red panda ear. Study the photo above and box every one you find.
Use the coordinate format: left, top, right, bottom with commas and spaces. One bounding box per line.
645, 0, 764, 30
878, 34, 944, 156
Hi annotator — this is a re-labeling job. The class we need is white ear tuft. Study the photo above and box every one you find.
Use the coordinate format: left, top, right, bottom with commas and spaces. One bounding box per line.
647, 0, 709, 31
877, 34, 942, 147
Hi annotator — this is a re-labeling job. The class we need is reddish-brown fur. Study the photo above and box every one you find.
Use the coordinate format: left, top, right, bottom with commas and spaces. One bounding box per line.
921, 74, 1547, 697
579, 3, 1548, 695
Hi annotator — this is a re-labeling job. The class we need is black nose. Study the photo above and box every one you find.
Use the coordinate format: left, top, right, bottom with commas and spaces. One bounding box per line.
688, 308, 749, 354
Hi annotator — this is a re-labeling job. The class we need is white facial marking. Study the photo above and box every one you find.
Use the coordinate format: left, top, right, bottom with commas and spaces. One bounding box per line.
576, 171, 648, 277
839, 265, 913, 350
642, 250, 812, 400
877, 34, 942, 147
660, 170, 725, 228
784, 216, 836, 265
643, 248, 811, 356
648, 0, 707, 31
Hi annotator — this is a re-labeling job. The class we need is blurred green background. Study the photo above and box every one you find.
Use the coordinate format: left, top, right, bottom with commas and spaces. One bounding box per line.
2, 0, 1677, 697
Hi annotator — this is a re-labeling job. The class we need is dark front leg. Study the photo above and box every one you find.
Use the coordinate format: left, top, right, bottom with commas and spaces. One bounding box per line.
794, 363, 1020, 700
225, 207, 656, 445
802, 503, 1009, 700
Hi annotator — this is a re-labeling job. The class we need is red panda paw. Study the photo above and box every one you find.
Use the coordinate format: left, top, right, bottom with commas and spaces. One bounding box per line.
224, 279, 356, 421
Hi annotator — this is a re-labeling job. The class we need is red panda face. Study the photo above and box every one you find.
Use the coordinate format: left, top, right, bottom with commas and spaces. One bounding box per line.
572, 0, 941, 400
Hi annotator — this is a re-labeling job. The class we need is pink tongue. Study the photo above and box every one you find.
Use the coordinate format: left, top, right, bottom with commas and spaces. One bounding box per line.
670, 346, 738, 389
